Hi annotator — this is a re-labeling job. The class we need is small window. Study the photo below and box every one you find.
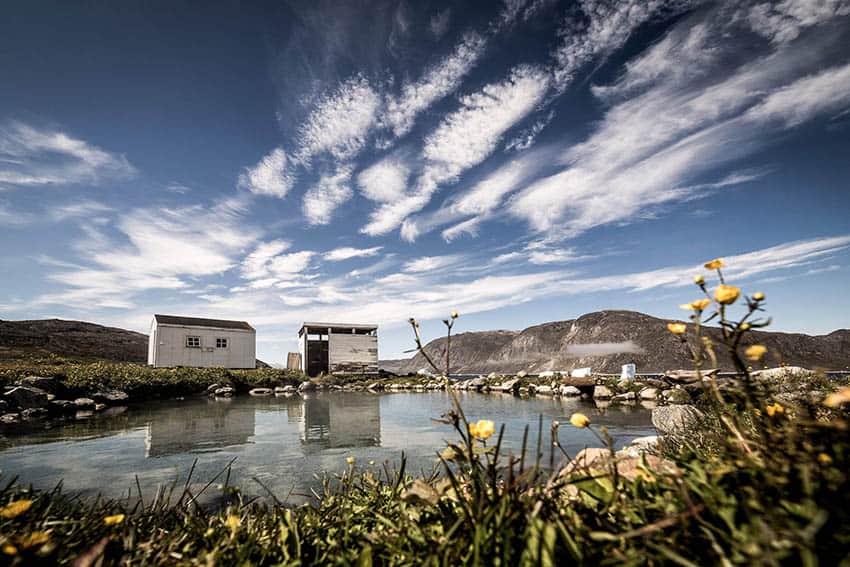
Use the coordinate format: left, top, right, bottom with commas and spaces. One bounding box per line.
185, 336, 201, 348
216, 338, 228, 349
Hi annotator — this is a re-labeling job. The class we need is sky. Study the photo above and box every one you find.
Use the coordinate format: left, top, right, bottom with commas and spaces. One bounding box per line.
1, 0, 850, 364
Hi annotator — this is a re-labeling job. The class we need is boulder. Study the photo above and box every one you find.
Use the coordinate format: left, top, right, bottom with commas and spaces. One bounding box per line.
612, 391, 636, 402
752, 366, 813, 381
562, 376, 595, 388
664, 369, 717, 384
651, 404, 705, 436
662, 388, 691, 404
91, 390, 129, 404
249, 388, 274, 396
593, 385, 614, 400
535, 385, 554, 396
298, 381, 317, 392
19, 376, 59, 393
560, 385, 581, 396
487, 372, 497, 379
74, 398, 96, 410
630, 435, 661, 452
639, 387, 659, 400
206, 383, 221, 393
501, 378, 521, 393
469, 376, 488, 390
0, 413, 20, 424
94, 403, 107, 412
517, 370, 528, 378
21, 407, 48, 420
49, 399, 76, 414
4, 386, 49, 409
214, 387, 235, 397
617, 378, 632, 390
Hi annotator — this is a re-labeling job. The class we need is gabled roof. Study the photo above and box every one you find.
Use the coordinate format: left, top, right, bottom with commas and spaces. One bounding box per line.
153, 314, 254, 331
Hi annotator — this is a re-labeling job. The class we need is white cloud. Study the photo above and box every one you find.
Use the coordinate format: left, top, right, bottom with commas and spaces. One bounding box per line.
429, 8, 452, 39
302, 165, 354, 225
528, 247, 583, 265
0, 122, 136, 188
49, 200, 113, 221
746, 0, 850, 44
297, 76, 381, 162
357, 157, 410, 203
267, 251, 315, 278
237, 147, 295, 198
382, 33, 487, 139
402, 255, 462, 273
241, 240, 291, 280
504, 110, 555, 152
324, 246, 383, 261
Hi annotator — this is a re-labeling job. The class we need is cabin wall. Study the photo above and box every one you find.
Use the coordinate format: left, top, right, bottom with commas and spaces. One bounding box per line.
328, 333, 378, 374
149, 324, 255, 369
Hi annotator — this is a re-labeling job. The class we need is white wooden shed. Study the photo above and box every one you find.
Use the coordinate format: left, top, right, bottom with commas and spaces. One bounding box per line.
148, 314, 256, 369
298, 322, 378, 376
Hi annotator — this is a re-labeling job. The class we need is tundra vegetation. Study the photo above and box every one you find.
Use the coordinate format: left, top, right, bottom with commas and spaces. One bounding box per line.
2, 259, 850, 565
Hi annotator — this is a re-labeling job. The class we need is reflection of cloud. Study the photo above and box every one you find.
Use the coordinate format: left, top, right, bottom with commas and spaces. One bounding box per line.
565, 341, 645, 357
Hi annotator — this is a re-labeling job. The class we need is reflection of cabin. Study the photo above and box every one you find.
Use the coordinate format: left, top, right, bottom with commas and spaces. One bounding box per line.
301, 395, 380, 449
148, 315, 256, 369
144, 403, 255, 457
298, 322, 378, 376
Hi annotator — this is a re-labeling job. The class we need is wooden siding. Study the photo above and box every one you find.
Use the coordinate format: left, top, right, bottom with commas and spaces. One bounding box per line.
328, 333, 378, 374
149, 322, 255, 369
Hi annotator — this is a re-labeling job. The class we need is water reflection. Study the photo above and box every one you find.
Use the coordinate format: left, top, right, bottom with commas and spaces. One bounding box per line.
0, 392, 656, 504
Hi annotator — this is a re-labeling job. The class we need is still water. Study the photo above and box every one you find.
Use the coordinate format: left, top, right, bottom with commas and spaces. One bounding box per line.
0, 392, 655, 504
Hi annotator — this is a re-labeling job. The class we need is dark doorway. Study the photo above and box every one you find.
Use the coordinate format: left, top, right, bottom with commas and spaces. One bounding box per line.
306, 337, 329, 376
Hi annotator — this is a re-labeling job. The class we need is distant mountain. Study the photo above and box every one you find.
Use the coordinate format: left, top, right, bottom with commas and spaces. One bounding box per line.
380, 310, 850, 375
0, 319, 148, 363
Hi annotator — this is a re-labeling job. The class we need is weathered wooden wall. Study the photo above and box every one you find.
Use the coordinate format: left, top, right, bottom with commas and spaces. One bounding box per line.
328, 333, 378, 374
149, 324, 256, 369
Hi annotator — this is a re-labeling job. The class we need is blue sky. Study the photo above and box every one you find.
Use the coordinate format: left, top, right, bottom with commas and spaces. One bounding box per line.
1, 0, 850, 363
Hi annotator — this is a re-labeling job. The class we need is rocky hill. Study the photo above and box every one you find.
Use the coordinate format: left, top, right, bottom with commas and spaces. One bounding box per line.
0, 319, 148, 363
381, 310, 850, 375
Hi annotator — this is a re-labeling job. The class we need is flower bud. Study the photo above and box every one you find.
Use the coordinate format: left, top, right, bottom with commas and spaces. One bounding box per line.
694, 274, 705, 285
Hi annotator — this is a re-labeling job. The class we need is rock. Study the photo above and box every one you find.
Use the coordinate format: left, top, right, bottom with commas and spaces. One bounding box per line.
469, 376, 488, 390
752, 366, 813, 381
562, 376, 595, 388
560, 385, 581, 396
75, 410, 94, 420
213, 387, 235, 397
651, 404, 705, 436
91, 389, 129, 404
535, 385, 554, 396
74, 398, 96, 409
630, 435, 661, 452
517, 370, 528, 378
282, 385, 297, 393
487, 372, 497, 379
501, 378, 521, 393
639, 387, 659, 400
298, 381, 317, 392
664, 369, 717, 384
593, 385, 614, 399
662, 388, 691, 404
366, 382, 381, 391
644, 378, 665, 388
49, 399, 76, 413
4, 386, 49, 409
19, 376, 59, 393
617, 378, 632, 390
206, 383, 221, 393
561, 448, 611, 476
612, 391, 636, 402
94, 403, 107, 411
21, 407, 48, 420
1, 413, 20, 424
249, 388, 274, 396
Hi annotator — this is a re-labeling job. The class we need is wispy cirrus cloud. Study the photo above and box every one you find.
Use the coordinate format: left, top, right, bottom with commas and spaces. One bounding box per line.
237, 147, 296, 198
0, 122, 136, 188
324, 246, 383, 261
302, 165, 354, 225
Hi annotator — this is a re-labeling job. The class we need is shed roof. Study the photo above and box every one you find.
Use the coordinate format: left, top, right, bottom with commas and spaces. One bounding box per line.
299, 322, 378, 334
153, 314, 254, 331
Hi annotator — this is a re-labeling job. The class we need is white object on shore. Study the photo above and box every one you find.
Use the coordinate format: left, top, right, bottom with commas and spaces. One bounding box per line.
571, 367, 592, 378
621, 363, 636, 380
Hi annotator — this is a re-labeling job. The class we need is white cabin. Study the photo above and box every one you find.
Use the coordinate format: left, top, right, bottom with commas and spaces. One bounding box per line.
298, 322, 378, 376
148, 314, 256, 369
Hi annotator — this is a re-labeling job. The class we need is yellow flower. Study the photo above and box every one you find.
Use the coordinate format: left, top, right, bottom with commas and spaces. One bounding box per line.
752, 292, 765, 301
824, 386, 850, 408
704, 258, 725, 270
224, 515, 241, 531
369, 460, 375, 466
346, 456, 356, 465
104, 514, 125, 526
667, 322, 687, 335
450, 311, 459, 319
745, 345, 767, 361
0, 499, 33, 519
2, 544, 17, 555
468, 419, 495, 440
694, 274, 705, 285
818, 453, 833, 465
753, 408, 762, 416
17, 532, 49, 549
569, 413, 590, 428
765, 403, 784, 417
680, 299, 711, 311
714, 284, 740, 305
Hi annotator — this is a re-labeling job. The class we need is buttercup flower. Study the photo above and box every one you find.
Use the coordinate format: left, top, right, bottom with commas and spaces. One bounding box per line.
765, 403, 784, 417
346, 456, 356, 465
824, 386, 850, 408
667, 323, 687, 335
570, 413, 590, 428
714, 285, 740, 305
0, 500, 33, 519
2, 544, 17, 555
17, 532, 48, 549
104, 514, 125, 526
745, 345, 767, 361
694, 274, 705, 285
818, 453, 833, 465
224, 515, 241, 531
469, 419, 495, 440
450, 311, 459, 319
680, 299, 711, 311
704, 258, 725, 270
752, 292, 765, 301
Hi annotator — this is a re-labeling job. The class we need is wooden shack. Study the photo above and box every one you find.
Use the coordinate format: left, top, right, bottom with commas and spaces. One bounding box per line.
298, 322, 378, 376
